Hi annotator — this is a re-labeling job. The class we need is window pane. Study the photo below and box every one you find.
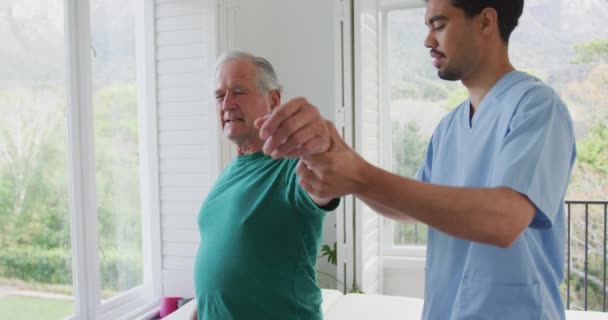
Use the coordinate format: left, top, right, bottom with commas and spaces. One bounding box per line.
387, 7, 457, 246
0, 1, 74, 319
89, 0, 143, 300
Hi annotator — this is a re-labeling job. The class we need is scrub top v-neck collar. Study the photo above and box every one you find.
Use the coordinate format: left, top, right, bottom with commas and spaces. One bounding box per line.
463, 70, 526, 130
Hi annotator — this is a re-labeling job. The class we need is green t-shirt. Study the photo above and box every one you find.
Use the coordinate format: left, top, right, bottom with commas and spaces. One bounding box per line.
194, 152, 333, 320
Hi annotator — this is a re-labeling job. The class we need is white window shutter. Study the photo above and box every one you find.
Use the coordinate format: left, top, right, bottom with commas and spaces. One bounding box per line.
334, 0, 355, 295
332, 0, 383, 295
156, 0, 220, 297
353, 0, 383, 294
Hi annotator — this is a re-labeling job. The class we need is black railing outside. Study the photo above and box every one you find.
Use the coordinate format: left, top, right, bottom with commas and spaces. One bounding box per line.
565, 200, 608, 312
395, 200, 608, 312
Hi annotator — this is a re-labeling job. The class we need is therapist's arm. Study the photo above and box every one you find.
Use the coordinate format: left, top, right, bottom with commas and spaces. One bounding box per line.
292, 120, 534, 247
355, 163, 536, 248
358, 194, 417, 224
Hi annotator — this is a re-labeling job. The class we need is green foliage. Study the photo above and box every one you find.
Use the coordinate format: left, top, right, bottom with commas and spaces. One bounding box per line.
0, 246, 142, 291
320, 242, 337, 266
93, 83, 142, 251
348, 283, 365, 294
565, 63, 608, 105
560, 226, 608, 312
0, 82, 143, 298
391, 121, 430, 245
0, 86, 71, 249
98, 249, 143, 292
444, 86, 468, 111
0, 247, 72, 285
421, 82, 448, 101
565, 40, 608, 200
0, 172, 10, 216
392, 121, 428, 178
559, 38, 608, 312
572, 38, 608, 64
317, 242, 365, 294
577, 116, 608, 176
316, 271, 341, 290
94, 84, 138, 138
318, 242, 339, 290
391, 80, 449, 102
391, 82, 419, 100
393, 223, 428, 246
0, 2, 142, 300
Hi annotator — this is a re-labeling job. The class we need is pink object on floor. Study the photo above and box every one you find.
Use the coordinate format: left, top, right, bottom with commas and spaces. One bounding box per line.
159, 296, 182, 318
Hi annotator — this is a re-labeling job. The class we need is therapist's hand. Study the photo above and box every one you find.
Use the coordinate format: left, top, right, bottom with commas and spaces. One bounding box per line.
255, 97, 330, 158
297, 122, 369, 199
190, 306, 197, 320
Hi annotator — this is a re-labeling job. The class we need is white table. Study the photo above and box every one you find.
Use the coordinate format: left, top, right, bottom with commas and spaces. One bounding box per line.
162, 290, 608, 320
160, 289, 345, 320
324, 293, 423, 320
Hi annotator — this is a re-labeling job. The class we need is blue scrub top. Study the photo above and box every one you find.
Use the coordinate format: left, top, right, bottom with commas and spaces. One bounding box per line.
417, 71, 576, 319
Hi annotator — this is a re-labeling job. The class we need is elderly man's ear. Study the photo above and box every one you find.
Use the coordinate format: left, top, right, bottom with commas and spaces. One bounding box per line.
269, 90, 281, 111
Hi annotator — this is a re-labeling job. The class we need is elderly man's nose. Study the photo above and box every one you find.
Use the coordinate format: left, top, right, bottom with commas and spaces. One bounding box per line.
221, 95, 237, 111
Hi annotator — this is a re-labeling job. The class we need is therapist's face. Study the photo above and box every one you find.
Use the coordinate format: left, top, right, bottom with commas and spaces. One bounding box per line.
424, 0, 482, 81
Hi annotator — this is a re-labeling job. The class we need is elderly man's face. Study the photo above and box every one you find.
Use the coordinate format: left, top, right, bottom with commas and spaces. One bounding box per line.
215, 59, 277, 144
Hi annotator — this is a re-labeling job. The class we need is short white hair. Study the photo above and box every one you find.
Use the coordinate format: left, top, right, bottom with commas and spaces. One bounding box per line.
215, 51, 282, 94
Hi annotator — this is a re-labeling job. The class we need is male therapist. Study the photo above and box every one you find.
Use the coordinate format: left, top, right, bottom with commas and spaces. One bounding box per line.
255, 0, 576, 318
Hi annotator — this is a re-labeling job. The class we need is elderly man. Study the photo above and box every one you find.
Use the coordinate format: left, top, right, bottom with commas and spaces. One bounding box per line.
191, 51, 339, 320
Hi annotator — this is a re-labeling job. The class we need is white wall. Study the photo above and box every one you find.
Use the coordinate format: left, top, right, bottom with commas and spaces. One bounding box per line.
383, 257, 425, 298
234, 0, 338, 120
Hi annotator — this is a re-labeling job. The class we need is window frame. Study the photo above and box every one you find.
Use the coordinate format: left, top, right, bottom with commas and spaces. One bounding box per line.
378, 0, 428, 259
64, 0, 161, 319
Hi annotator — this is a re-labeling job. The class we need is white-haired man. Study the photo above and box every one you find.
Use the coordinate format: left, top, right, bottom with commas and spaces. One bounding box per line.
191, 51, 339, 320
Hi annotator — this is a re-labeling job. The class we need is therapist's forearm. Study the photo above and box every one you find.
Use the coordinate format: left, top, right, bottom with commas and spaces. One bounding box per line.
358, 194, 416, 224
354, 163, 536, 248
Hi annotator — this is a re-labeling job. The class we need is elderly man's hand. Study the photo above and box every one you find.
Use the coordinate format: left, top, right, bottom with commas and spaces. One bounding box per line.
296, 122, 368, 199
255, 97, 330, 158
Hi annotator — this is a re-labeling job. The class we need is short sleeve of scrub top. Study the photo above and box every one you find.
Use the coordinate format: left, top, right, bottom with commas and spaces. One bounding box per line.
489, 86, 576, 229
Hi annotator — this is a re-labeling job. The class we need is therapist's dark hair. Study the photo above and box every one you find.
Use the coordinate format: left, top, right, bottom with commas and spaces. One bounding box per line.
427, 0, 524, 44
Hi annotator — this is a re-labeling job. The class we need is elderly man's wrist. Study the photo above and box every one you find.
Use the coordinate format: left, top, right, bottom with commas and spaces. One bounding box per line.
317, 197, 341, 211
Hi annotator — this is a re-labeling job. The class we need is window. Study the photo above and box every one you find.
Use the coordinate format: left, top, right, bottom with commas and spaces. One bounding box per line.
0, 1, 160, 319
0, 1, 74, 318
90, 0, 143, 301
383, 6, 459, 250
380, 2, 456, 254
